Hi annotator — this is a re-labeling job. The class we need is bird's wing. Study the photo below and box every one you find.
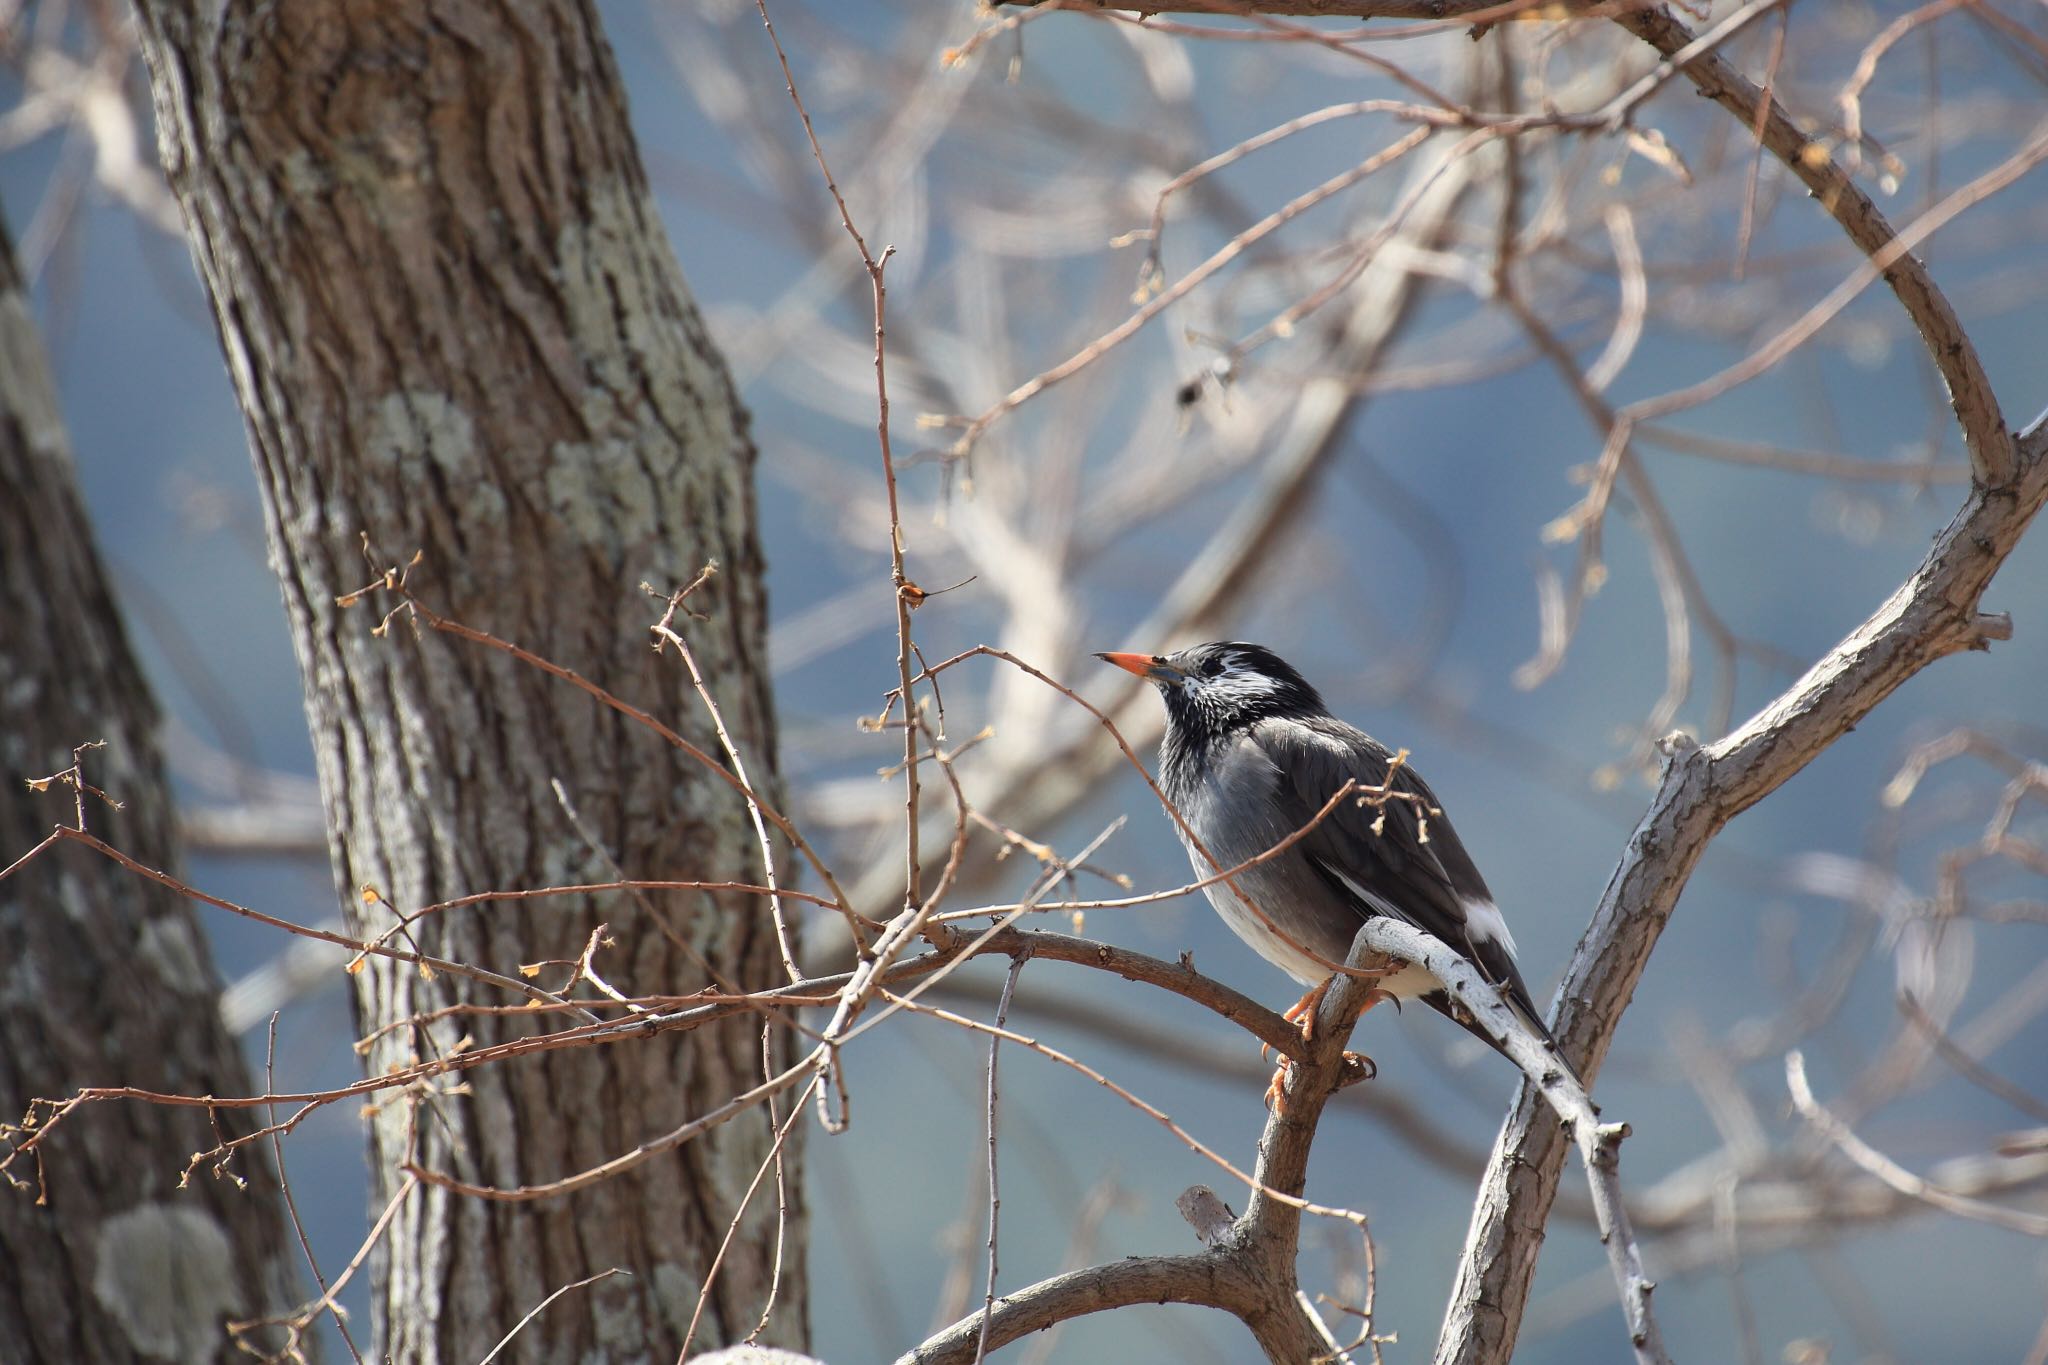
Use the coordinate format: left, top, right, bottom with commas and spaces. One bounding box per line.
1252, 716, 1542, 1022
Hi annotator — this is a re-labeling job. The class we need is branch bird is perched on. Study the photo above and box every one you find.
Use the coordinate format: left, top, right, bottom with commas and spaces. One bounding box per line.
1099, 642, 1575, 1103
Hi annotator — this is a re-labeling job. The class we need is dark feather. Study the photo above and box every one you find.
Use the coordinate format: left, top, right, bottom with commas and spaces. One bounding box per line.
1252, 715, 1560, 1063
1128, 640, 1575, 1083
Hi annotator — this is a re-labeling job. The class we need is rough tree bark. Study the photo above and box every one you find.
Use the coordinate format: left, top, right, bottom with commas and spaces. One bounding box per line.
0, 204, 305, 1361
129, 2, 801, 1359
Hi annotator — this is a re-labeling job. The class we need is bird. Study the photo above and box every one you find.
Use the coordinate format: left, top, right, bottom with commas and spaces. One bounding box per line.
1097, 641, 1572, 1103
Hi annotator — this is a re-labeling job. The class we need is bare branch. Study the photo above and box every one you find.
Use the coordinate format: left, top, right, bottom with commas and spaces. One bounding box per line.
901, 1252, 1266, 1365
1350, 918, 1667, 1365
1437, 414, 2048, 1364
651, 576, 802, 985
1006, 0, 1504, 17
1786, 1050, 2048, 1237
479, 1268, 630, 1365
1613, 4, 2020, 487
908, 930, 1394, 1364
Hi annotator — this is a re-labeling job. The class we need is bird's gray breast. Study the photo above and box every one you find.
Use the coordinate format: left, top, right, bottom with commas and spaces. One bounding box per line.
1172, 732, 1354, 985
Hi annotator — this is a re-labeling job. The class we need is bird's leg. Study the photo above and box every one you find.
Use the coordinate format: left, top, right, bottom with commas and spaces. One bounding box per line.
1264, 980, 1393, 1111
1259, 978, 1334, 1068
1285, 979, 1332, 1044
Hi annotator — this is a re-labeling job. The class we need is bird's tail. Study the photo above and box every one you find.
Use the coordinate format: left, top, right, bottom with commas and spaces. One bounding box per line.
1430, 989, 1591, 1102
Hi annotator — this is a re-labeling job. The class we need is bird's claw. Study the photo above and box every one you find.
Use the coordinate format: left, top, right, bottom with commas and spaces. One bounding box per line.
1263, 982, 1327, 1067
1262, 978, 1391, 1109
1264, 1059, 1291, 1113
1282, 979, 1333, 1043
1263, 1049, 1377, 1112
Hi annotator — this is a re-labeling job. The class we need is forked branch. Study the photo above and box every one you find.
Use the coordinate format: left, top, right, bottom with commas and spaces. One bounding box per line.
907, 931, 1394, 1364
1440, 414, 2048, 1364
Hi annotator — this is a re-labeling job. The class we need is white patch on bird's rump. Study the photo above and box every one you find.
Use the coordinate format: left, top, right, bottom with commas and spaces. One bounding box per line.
1461, 897, 1519, 958
1312, 865, 1446, 1000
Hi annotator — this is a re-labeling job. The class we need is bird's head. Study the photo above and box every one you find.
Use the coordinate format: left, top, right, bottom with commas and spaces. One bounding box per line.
1096, 641, 1327, 738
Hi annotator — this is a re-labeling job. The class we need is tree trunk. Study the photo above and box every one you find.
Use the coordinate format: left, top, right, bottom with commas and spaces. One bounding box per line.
0, 204, 306, 1362
129, 1, 803, 1358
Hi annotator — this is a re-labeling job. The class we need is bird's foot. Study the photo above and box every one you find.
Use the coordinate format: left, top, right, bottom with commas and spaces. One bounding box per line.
1263, 979, 1394, 1111
1260, 981, 1329, 1083
1264, 1049, 1378, 1112
1264, 1058, 1291, 1112
1283, 979, 1333, 1043
1279, 979, 1394, 1047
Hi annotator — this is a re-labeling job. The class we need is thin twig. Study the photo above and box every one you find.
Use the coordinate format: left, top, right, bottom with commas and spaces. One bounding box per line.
479, 1268, 630, 1365
1732, 5, 1788, 280
1786, 1049, 2048, 1237
651, 577, 802, 984
975, 956, 1027, 1364
677, 1073, 823, 1361
749, 1019, 797, 1345
256, 1014, 365, 1364
226, 1174, 418, 1348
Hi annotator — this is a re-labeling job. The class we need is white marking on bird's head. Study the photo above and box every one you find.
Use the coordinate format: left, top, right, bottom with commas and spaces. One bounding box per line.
1155, 642, 1329, 736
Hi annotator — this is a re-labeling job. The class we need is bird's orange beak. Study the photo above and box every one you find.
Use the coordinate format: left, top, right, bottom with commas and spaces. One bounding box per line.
1095, 651, 1161, 678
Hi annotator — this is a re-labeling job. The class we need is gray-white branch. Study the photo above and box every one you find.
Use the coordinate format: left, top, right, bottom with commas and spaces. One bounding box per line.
1439, 413, 2048, 1365
1350, 918, 1667, 1365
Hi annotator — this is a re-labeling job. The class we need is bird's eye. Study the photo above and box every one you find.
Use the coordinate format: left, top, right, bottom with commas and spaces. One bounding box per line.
1201, 655, 1227, 678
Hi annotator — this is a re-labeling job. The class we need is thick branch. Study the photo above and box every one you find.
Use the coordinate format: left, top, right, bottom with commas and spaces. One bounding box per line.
905, 935, 1394, 1364
1438, 418, 2048, 1364
902, 1254, 1261, 1364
